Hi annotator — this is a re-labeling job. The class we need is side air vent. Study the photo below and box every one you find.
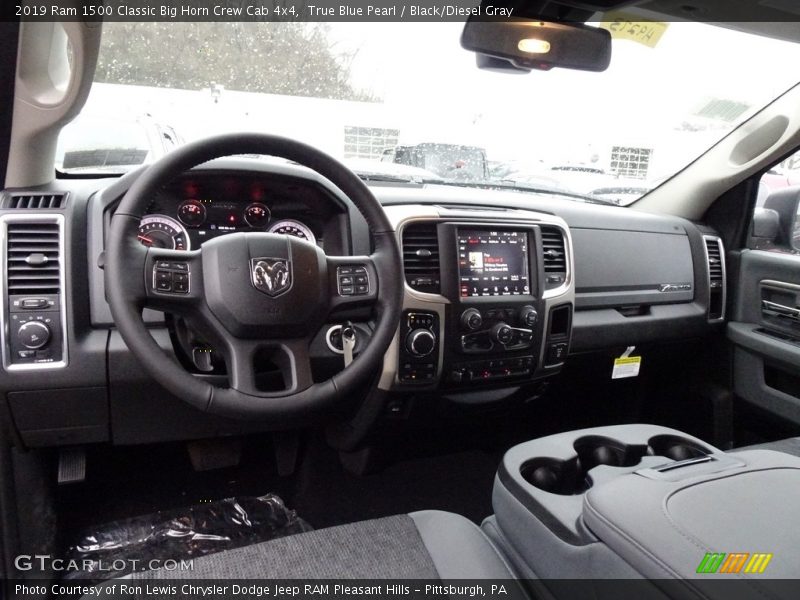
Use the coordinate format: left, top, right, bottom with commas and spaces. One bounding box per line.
2, 192, 67, 210
704, 236, 726, 321
6, 222, 62, 294
540, 226, 567, 291
402, 222, 441, 294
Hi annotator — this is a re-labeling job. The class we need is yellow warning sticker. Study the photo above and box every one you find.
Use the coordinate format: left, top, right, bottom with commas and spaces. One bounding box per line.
612, 356, 642, 379
600, 11, 669, 48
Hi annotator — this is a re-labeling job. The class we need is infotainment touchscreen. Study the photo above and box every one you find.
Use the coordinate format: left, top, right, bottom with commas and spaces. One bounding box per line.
458, 229, 530, 297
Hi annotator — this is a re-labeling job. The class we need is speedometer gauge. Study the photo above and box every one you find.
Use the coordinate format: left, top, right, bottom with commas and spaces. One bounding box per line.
137, 215, 190, 250
267, 219, 316, 244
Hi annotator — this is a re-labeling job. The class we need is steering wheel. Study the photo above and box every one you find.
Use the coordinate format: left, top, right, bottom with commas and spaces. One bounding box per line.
105, 133, 403, 422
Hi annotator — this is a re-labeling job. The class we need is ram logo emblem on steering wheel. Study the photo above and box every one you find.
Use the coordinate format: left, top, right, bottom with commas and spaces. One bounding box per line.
250, 258, 292, 297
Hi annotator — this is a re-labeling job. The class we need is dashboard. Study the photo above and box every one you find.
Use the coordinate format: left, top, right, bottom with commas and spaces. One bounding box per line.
0, 157, 727, 448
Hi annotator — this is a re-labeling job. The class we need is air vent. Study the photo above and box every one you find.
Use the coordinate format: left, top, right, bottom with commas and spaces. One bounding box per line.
402, 222, 441, 293
540, 226, 567, 290
2, 192, 67, 210
6, 222, 61, 294
704, 236, 726, 321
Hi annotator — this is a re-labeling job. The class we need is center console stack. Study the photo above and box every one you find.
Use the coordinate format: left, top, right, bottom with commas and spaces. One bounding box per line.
484, 424, 800, 598
395, 217, 574, 390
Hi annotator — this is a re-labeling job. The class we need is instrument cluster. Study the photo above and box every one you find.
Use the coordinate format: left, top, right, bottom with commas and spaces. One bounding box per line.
137, 175, 322, 251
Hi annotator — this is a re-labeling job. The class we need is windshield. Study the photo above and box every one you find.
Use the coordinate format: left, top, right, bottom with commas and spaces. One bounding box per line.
59, 21, 800, 205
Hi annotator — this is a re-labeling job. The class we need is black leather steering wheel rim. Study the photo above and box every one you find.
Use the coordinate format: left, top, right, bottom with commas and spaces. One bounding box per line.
105, 133, 403, 423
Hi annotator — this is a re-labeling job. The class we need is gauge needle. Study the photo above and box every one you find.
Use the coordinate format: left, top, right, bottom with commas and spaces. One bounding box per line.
137, 234, 154, 245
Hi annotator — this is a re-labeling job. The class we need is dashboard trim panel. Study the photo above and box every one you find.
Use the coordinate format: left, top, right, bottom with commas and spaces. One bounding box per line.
0, 213, 69, 371
379, 206, 575, 391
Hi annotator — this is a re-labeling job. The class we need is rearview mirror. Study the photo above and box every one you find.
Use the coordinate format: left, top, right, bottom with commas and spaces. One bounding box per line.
461, 17, 612, 72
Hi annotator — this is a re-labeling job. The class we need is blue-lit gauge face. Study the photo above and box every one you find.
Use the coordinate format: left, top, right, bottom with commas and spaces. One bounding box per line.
137, 215, 190, 250
267, 219, 316, 244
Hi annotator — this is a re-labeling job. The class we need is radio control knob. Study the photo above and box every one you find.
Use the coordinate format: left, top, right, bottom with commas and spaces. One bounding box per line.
406, 329, 436, 358
18, 321, 51, 349
519, 305, 538, 328
460, 308, 483, 331
491, 322, 514, 345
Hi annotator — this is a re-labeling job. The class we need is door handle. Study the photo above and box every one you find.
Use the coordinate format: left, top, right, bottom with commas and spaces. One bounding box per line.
762, 300, 800, 321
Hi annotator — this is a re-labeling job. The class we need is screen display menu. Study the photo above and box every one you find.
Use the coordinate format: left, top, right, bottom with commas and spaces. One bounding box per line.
458, 229, 530, 297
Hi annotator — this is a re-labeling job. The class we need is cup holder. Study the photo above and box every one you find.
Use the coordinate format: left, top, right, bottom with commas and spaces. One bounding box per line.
519, 434, 712, 496
648, 434, 710, 461
574, 435, 648, 471
520, 457, 587, 496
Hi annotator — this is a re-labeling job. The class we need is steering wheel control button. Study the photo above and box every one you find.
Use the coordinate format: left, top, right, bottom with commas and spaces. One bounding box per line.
173, 273, 189, 293
153, 262, 190, 294
337, 265, 370, 296
18, 321, 51, 349
155, 271, 173, 292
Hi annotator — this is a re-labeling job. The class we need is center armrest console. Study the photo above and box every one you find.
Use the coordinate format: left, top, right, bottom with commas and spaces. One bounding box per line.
486, 425, 800, 598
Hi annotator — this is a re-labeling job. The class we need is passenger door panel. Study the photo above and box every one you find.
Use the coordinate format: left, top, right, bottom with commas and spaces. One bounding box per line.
729, 249, 800, 423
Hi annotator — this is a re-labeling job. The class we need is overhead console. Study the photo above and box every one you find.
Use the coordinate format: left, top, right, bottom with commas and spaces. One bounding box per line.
380, 206, 575, 392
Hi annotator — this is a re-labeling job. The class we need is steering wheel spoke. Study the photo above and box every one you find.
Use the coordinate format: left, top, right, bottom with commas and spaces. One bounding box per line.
327, 255, 379, 312
221, 336, 314, 397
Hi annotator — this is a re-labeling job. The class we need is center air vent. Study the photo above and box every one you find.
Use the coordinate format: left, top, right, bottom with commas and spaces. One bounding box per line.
540, 226, 567, 290
6, 222, 62, 295
402, 222, 441, 293
704, 236, 725, 321
2, 192, 66, 209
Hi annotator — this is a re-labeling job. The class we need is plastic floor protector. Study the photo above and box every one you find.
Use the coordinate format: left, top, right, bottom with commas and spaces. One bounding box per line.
64, 494, 312, 581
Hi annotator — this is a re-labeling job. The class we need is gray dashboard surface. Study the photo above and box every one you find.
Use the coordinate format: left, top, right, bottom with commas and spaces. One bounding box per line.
571, 228, 694, 308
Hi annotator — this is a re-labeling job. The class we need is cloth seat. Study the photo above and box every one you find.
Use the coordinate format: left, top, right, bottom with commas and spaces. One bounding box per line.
99, 511, 518, 583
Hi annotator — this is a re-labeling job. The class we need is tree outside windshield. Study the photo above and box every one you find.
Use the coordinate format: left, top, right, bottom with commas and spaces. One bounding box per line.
57, 21, 800, 205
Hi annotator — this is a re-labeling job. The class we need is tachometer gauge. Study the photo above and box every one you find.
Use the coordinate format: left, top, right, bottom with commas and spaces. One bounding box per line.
244, 202, 271, 229
137, 215, 190, 250
177, 200, 206, 227
267, 219, 316, 244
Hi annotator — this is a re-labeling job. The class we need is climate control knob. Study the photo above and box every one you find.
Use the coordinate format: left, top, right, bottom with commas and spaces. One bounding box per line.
17, 321, 51, 350
460, 308, 483, 331
406, 329, 436, 358
491, 322, 514, 346
519, 305, 538, 328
